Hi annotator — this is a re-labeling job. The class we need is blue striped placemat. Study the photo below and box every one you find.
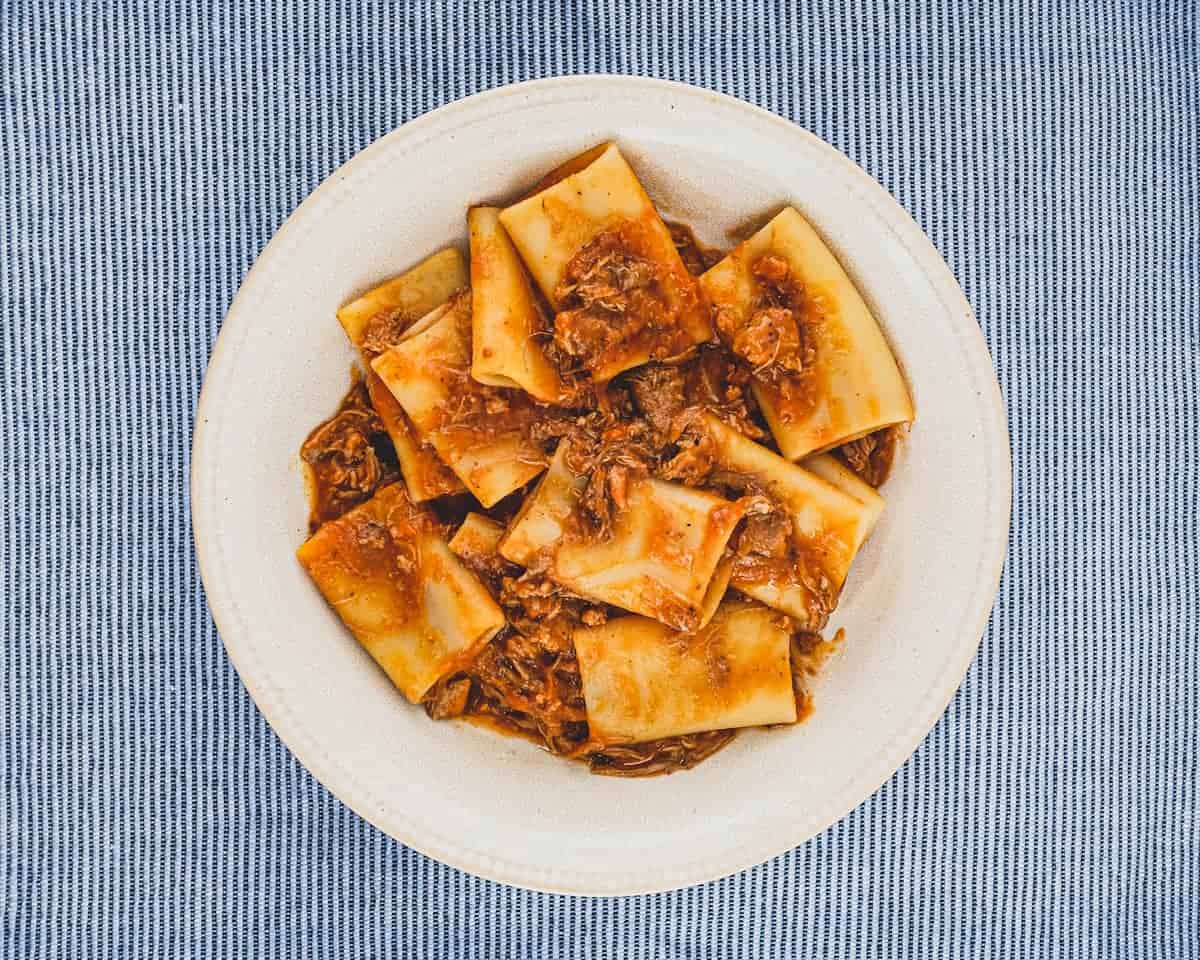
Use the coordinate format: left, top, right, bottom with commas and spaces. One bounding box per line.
2, 2, 1197, 956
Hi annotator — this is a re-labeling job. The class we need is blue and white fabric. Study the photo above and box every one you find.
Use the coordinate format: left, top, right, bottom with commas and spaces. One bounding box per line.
2, 2, 1196, 956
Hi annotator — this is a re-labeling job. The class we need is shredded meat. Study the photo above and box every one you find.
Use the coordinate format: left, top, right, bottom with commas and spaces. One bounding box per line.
682, 347, 766, 439
577, 470, 617, 542
300, 380, 400, 531
500, 568, 568, 622
423, 675, 471, 720
736, 506, 791, 559
659, 407, 717, 485
726, 306, 806, 373
468, 622, 593, 755
727, 493, 805, 588
589, 730, 737, 776
560, 416, 660, 542
666, 221, 724, 276
552, 222, 687, 376
557, 231, 658, 315
359, 307, 414, 359
751, 255, 817, 371
434, 374, 537, 447
625, 348, 766, 451
715, 300, 812, 380
836, 426, 901, 487
527, 412, 577, 450
626, 364, 688, 436
553, 307, 628, 367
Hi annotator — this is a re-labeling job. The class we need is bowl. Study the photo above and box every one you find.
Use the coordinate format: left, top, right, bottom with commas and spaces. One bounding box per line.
192, 75, 1010, 895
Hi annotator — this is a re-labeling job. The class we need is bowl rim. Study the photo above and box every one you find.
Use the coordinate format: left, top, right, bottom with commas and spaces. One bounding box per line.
191, 74, 1012, 895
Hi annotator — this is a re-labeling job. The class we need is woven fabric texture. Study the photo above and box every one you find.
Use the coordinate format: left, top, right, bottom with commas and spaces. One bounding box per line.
3, 2, 1197, 957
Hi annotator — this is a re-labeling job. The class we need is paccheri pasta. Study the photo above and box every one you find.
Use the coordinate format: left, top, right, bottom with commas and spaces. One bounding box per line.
297, 143, 913, 776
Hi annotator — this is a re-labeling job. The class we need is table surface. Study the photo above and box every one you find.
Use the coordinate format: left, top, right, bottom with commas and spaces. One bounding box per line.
3, 2, 1197, 958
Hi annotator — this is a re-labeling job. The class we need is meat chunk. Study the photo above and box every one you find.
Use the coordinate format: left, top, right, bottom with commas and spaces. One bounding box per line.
553, 305, 628, 363
836, 426, 900, 487
580, 606, 608, 627
576, 466, 617, 541
627, 364, 687, 435
659, 409, 716, 485
424, 675, 472, 720
727, 494, 806, 589
716, 303, 812, 376
736, 508, 791, 559
734, 307, 806, 373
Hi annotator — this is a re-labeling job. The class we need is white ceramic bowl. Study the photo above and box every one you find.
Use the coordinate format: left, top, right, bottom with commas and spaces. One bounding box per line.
192, 76, 1010, 895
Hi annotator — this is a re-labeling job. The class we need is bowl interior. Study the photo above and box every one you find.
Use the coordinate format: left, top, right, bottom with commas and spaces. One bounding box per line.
193, 77, 1008, 895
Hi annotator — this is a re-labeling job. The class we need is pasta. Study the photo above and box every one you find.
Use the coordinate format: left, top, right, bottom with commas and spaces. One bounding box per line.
500, 442, 746, 630
699, 207, 913, 460
447, 511, 507, 565
499, 143, 712, 383
467, 206, 563, 402
335, 249, 467, 500
296, 483, 505, 703
573, 602, 797, 743
679, 411, 883, 627
370, 293, 549, 508
297, 143, 913, 776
